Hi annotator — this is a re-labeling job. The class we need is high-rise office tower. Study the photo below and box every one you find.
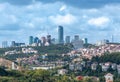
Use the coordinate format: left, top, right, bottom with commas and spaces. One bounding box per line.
58, 26, 64, 44
11, 41, 16, 47
84, 38, 88, 44
41, 36, 46, 46
47, 35, 51, 44
51, 38, 56, 44
29, 36, 34, 45
2, 41, 8, 48
34, 37, 39, 44
72, 35, 84, 49
65, 36, 70, 43
74, 35, 79, 41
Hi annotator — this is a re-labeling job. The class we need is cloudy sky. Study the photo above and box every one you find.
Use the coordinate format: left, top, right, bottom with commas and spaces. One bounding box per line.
0, 0, 120, 45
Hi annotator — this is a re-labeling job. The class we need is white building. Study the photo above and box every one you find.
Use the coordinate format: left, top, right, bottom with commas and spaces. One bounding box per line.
45, 42, 50, 46
96, 39, 109, 46
11, 62, 18, 70
75, 64, 83, 71
117, 65, 120, 74
5, 50, 20, 55
91, 63, 98, 71
69, 64, 74, 70
102, 65, 109, 72
111, 63, 117, 70
22, 48, 38, 54
81, 61, 86, 67
31, 66, 54, 70
58, 69, 68, 75
104, 73, 113, 82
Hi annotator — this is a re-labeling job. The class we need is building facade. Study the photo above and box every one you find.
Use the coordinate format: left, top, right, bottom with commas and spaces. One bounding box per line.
65, 36, 70, 44
29, 36, 34, 45
2, 41, 8, 48
58, 26, 64, 44
104, 73, 113, 82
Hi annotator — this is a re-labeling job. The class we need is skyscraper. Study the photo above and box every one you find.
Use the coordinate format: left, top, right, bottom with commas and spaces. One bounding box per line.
34, 37, 39, 44
65, 36, 70, 44
72, 35, 83, 49
51, 38, 56, 44
58, 26, 64, 44
2, 41, 8, 48
84, 38, 88, 44
47, 35, 51, 44
41, 36, 46, 46
29, 36, 34, 45
74, 35, 79, 41
11, 41, 16, 47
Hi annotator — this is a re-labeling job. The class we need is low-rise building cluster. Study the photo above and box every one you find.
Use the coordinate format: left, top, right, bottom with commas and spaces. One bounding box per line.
5, 48, 38, 55
68, 61, 120, 75
5, 50, 21, 55
79, 44, 120, 59
16, 54, 68, 70
22, 48, 38, 54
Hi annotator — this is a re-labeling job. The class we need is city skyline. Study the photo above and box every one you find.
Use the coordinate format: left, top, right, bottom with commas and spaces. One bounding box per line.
1, 26, 86, 47
0, 0, 120, 45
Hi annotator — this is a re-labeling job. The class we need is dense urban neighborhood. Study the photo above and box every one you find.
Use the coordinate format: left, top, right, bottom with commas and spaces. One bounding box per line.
0, 42, 120, 82
0, 26, 120, 82
0, 0, 120, 81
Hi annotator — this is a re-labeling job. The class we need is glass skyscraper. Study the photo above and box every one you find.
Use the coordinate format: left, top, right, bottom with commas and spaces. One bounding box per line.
2, 41, 8, 48
74, 35, 79, 41
65, 36, 70, 43
47, 35, 51, 44
29, 36, 34, 45
84, 38, 88, 44
34, 37, 39, 44
58, 26, 64, 44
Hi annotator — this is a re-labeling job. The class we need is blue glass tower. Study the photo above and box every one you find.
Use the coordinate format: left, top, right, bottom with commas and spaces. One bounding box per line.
58, 26, 64, 44
29, 36, 34, 45
84, 38, 88, 44
34, 37, 39, 43
65, 36, 70, 43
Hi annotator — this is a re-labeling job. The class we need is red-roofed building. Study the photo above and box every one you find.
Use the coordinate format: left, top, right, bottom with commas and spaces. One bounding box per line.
76, 76, 83, 81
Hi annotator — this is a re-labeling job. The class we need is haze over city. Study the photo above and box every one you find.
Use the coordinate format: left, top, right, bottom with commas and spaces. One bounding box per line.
0, 0, 120, 44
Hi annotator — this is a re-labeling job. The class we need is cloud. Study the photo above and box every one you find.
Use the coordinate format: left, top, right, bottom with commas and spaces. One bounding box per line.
0, 0, 120, 8
0, 0, 33, 5
37, 0, 120, 8
0, 24, 21, 31
88, 16, 110, 27
49, 14, 77, 25
0, 1, 120, 44
59, 5, 67, 12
